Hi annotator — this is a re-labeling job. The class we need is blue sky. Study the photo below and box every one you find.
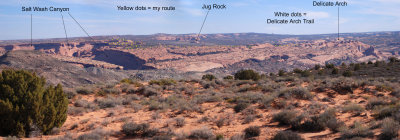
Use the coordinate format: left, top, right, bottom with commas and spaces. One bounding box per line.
0, 0, 399, 40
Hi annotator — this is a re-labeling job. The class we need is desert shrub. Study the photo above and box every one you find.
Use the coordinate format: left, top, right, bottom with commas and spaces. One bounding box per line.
215, 117, 226, 128
372, 104, 400, 119
149, 79, 176, 86
325, 63, 335, 69
0, 69, 68, 137
121, 79, 143, 87
76, 87, 93, 95
342, 103, 364, 114
230, 134, 245, 140
147, 100, 168, 111
326, 118, 345, 132
354, 64, 361, 71
278, 69, 286, 76
314, 64, 321, 70
298, 116, 325, 132
120, 78, 133, 84
202, 74, 217, 81
153, 135, 172, 140
122, 94, 140, 105
379, 118, 400, 140
390, 88, 400, 97
198, 116, 210, 123
374, 61, 381, 67
192, 94, 222, 104
296, 108, 338, 132
121, 122, 150, 137
272, 130, 304, 140
188, 127, 215, 139
68, 106, 85, 115
318, 108, 336, 123
259, 95, 275, 109
74, 99, 89, 107
136, 87, 161, 97
96, 96, 122, 108
223, 75, 234, 80
49, 127, 61, 135
318, 108, 344, 132
375, 84, 393, 92
331, 68, 339, 75
77, 128, 109, 140
175, 117, 185, 127
273, 110, 298, 125
237, 85, 262, 92
278, 87, 312, 100
340, 121, 373, 139
243, 115, 256, 124
64, 89, 77, 99
234, 69, 261, 81
342, 70, 353, 77
142, 128, 159, 137
4, 136, 19, 140
101, 87, 121, 94
234, 102, 249, 113
329, 78, 356, 94
293, 68, 303, 73
366, 98, 387, 110
244, 126, 260, 138
300, 70, 311, 77
201, 81, 217, 89
389, 57, 399, 63
216, 134, 224, 140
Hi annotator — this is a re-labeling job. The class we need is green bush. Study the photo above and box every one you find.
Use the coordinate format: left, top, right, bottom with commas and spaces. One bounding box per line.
120, 78, 133, 84
342, 70, 353, 77
202, 74, 217, 81
331, 68, 339, 75
149, 79, 176, 86
293, 68, 303, 73
389, 57, 399, 63
223, 75, 234, 80
278, 69, 286, 76
325, 63, 335, 69
314, 64, 321, 70
354, 64, 361, 71
120, 79, 143, 87
301, 70, 311, 77
0, 69, 68, 137
234, 69, 261, 81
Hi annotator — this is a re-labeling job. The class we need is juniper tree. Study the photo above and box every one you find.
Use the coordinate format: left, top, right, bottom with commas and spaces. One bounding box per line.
0, 69, 68, 137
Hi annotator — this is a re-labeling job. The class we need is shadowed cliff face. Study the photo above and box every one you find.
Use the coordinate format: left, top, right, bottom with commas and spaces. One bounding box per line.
93, 49, 155, 70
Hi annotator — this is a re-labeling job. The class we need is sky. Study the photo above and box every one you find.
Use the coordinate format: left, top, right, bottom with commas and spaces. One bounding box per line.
0, 0, 399, 40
